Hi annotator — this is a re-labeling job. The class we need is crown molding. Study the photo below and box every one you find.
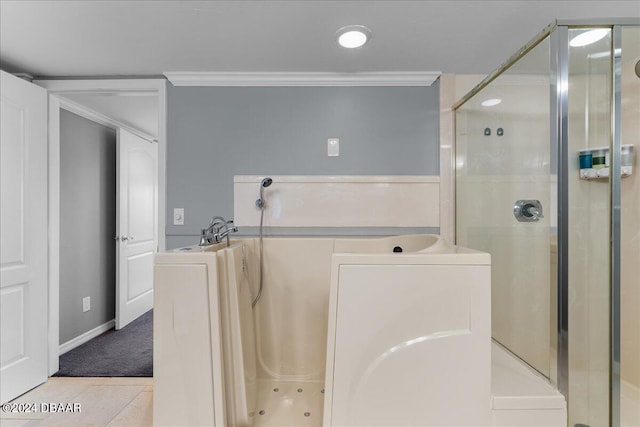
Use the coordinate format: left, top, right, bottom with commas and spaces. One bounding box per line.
163, 71, 441, 87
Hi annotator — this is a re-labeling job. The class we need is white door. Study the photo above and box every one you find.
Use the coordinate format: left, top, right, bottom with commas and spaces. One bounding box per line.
116, 128, 158, 329
0, 71, 48, 403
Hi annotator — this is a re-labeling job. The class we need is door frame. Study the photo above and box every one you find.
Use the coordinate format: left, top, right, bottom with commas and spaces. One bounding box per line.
35, 79, 167, 375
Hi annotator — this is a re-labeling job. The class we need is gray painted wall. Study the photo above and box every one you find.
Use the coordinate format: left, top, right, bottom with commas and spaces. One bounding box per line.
60, 110, 116, 344
166, 83, 440, 249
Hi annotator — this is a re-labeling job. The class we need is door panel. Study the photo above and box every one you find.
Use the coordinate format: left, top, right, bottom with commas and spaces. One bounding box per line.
116, 128, 158, 329
0, 70, 48, 403
127, 251, 154, 300
455, 36, 553, 377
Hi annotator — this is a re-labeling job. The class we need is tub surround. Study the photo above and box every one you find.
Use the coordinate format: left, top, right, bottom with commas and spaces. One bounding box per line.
233, 175, 439, 228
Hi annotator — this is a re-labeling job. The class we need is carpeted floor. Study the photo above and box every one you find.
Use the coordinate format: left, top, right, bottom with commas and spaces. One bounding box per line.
54, 309, 153, 377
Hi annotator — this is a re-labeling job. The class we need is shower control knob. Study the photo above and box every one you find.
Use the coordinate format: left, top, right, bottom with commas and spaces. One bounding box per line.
513, 199, 544, 222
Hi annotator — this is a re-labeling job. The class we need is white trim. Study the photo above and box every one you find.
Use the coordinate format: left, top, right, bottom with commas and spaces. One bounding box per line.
164, 71, 441, 87
38, 78, 167, 376
58, 97, 156, 143
48, 95, 61, 375
59, 319, 115, 355
438, 74, 455, 245
34, 79, 165, 93
233, 175, 439, 184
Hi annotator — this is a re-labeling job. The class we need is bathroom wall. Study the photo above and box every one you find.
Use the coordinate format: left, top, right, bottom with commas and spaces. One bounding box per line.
620, 27, 640, 392
166, 84, 440, 249
59, 110, 116, 344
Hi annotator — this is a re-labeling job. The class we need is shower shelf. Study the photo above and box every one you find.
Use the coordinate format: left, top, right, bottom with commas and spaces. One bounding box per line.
579, 167, 633, 180
578, 144, 634, 181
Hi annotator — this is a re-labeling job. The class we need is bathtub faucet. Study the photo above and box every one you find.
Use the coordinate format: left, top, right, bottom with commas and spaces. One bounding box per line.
199, 216, 238, 246
215, 222, 239, 247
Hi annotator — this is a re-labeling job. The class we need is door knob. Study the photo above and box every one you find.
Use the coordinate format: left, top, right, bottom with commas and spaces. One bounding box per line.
120, 236, 129, 241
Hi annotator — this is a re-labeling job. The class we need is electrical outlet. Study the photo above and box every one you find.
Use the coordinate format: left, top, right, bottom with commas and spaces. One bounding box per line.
328, 138, 339, 156
82, 296, 90, 313
173, 208, 184, 225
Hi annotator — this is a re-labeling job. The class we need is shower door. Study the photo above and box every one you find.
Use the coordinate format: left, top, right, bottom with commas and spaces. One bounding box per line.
455, 35, 554, 377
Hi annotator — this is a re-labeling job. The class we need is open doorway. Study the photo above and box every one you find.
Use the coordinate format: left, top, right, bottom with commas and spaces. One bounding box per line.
35, 79, 167, 377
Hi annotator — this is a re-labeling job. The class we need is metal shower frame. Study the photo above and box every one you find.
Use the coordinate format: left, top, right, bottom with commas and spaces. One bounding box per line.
452, 18, 640, 427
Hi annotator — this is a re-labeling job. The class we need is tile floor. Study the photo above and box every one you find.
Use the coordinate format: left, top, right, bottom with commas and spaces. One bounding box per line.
0, 377, 152, 427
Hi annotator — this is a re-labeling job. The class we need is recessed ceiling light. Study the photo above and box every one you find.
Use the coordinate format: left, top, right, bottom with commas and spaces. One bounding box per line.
569, 29, 609, 47
336, 25, 372, 49
481, 98, 502, 107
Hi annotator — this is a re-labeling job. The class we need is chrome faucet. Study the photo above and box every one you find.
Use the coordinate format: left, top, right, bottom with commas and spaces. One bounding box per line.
199, 216, 238, 246
216, 222, 239, 246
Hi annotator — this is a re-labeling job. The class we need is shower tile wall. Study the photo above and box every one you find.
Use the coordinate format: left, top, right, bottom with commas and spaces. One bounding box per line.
620, 26, 640, 427
566, 29, 612, 427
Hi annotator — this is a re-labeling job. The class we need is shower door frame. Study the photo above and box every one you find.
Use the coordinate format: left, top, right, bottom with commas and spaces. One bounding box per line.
453, 18, 640, 427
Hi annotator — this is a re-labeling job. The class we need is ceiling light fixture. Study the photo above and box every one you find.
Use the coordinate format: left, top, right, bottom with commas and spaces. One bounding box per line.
336, 25, 372, 49
481, 98, 502, 107
569, 29, 609, 47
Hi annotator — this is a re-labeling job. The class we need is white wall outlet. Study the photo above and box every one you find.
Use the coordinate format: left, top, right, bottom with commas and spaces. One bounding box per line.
173, 208, 185, 225
82, 296, 90, 313
328, 138, 340, 157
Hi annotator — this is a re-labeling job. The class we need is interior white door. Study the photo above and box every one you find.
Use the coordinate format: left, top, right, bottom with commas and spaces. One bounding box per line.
0, 71, 48, 403
116, 128, 158, 329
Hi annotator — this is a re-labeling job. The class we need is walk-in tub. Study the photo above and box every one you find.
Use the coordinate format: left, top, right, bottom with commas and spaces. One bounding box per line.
154, 234, 564, 427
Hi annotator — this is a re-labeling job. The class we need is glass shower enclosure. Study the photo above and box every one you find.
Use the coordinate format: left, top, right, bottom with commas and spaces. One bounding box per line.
454, 19, 639, 427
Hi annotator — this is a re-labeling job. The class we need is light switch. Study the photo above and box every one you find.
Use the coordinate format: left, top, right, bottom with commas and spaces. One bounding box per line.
174, 208, 184, 225
328, 138, 339, 156
82, 296, 90, 313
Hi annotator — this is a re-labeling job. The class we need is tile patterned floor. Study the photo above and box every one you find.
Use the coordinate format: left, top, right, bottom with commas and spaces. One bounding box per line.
0, 378, 152, 427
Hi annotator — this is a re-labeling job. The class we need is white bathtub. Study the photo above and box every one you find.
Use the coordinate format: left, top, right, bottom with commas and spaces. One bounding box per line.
154, 234, 565, 427
324, 235, 493, 426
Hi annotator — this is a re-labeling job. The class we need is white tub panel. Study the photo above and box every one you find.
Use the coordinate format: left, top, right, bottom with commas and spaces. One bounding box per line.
153, 262, 223, 427
234, 175, 439, 227
327, 264, 491, 426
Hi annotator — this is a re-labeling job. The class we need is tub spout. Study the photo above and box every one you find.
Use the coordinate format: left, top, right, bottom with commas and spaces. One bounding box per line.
214, 221, 238, 247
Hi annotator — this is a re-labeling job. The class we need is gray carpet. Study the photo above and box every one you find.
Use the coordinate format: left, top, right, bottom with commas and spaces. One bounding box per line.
54, 309, 153, 377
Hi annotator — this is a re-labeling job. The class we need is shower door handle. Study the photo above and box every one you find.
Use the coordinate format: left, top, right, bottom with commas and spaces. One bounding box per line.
514, 200, 544, 222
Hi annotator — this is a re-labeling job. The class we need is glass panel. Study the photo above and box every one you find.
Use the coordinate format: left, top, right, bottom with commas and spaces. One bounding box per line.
620, 25, 640, 427
566, 27, 612, 427
455, 35, 553, 377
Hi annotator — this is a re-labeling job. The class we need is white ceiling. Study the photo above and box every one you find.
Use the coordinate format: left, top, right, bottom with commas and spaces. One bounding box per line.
1, 1, 639, 78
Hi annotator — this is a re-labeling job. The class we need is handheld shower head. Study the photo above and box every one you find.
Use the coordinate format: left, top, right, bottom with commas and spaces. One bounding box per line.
256, 177, 273, 209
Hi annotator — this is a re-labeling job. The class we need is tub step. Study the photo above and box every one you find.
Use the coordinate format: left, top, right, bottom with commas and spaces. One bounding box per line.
491, 343, 566, 426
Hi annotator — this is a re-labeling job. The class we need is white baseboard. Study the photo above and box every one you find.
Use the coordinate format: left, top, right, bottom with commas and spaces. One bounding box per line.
59, 319, 115, 355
